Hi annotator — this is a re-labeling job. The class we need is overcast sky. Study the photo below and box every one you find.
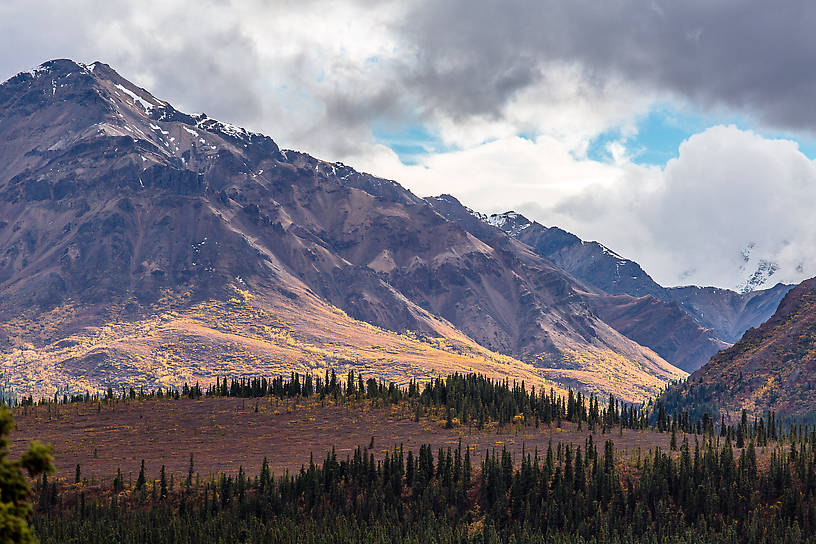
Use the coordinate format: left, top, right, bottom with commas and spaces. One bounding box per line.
3, 0, 816, 291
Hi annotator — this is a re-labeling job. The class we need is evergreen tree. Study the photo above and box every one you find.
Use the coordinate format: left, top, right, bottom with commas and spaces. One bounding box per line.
160, 465, 168, 499
0, 407, 54, 544
136, 460, 146, 490
186, 453, 194, 489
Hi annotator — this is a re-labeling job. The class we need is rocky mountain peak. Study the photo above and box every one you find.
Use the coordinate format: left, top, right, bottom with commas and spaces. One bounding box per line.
485, 211, 532, 236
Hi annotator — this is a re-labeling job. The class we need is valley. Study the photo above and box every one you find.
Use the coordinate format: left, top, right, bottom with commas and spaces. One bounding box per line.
15, 372, 816, 544
10, 394, 671, 484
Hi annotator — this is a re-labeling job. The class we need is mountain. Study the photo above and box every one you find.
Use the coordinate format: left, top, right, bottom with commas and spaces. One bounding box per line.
661, 276, 816, 419
424, 196, 726, 373
480, 211, 665, 298
0, 59, 684, 401
663, 284, 793, 344
736, 242, 781, 294
479, 210, 793, 368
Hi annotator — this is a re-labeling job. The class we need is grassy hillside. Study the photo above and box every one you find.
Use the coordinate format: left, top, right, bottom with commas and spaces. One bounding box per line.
661, 277, 816, 419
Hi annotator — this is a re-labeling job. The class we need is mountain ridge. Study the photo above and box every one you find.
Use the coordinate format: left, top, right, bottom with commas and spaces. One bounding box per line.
476, 208, 793, 358
0, 59, 684, 401
660, 276, 816, 419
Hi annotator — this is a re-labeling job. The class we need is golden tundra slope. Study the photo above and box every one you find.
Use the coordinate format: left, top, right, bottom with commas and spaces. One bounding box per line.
5, 280, 569, 400
3, 274, 683, 402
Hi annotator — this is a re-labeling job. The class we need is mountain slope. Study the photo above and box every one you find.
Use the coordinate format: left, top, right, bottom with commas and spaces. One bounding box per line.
483, 211, 665, 298
477, 209, 792, 370
0, 59, 684, 400
664, 284, 793, 344
661, 276, 816, 419
426, 199, 727, 372
579, 293, 729, 373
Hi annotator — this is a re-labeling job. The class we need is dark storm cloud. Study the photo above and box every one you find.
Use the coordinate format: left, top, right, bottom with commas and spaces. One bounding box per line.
2, 0, 816, 148
395, 0, 816, 132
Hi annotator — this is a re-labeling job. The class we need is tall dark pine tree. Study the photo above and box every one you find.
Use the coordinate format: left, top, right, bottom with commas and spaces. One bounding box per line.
136, 460, 146, 490
160, 466, 168, 499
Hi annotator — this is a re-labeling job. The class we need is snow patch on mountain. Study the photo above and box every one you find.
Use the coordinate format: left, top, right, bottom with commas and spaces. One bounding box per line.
736, 242, 780, 293
25, 64, 52, 79
599, 244, 624, 261
114, 83, 158, 113
485, 212, 532, 237
738, 259, 780, 293
195, 115, 257, 144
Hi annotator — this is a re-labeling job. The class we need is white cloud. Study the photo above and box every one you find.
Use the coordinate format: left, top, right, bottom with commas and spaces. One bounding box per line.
386, 125, 816, 291
643, 126, 816, 289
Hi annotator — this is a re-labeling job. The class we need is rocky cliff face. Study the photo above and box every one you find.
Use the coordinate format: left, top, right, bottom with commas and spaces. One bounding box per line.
0, 59, 684, 400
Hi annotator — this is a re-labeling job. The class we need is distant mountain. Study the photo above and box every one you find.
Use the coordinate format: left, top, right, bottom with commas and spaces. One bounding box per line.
663, 284, 793, 344
424, 198, 724, 372
483, 211, 665, 298
661, 276, 816, 419
461, 208, 792, 370
0, 59, 684, 401
736, 242, 781, 294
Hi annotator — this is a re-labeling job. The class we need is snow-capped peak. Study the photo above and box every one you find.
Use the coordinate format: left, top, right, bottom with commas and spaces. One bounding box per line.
734, 242, 780, 293
485, 211, 532, 236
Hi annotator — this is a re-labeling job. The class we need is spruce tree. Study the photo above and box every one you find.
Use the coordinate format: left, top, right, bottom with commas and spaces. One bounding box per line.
186, 454, 194, 489
0, 407, 54, 543
136, 460, 146, 490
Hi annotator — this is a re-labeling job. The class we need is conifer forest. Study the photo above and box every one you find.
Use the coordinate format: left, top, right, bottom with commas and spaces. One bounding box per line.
9, 372, 816, 543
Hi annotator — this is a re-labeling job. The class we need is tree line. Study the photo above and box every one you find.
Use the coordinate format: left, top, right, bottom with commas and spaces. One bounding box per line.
32, 431, 816, 543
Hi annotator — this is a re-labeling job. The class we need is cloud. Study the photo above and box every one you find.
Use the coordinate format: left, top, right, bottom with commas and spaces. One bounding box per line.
643, 126, 816, 289
0, 0, 408, 158
345, 124, 816, 291
4, 0, 816, 142
7, 0, 814, 151
520, 126, 816, 290
394, 0, 816, 135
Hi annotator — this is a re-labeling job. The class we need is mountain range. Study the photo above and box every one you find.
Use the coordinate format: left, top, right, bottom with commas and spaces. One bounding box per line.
0, 59, 792, 402
478, 210, 793, 342
661, 276, 816, 419
454, 208, 791, 368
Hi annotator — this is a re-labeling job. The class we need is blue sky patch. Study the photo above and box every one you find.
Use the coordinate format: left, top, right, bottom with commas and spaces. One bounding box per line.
586, 104, 816, 166
372, 123, 447, 165
373, 104, 816, 169
587, 106, 714, 165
